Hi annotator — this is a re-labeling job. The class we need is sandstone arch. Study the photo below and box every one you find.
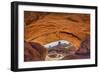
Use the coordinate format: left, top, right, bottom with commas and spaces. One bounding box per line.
24, 11, 90, 50
29, 31, 81, 49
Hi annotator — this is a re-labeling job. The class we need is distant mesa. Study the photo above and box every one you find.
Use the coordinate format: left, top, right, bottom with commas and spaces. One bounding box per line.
24, 37, 90, 61
44, 40, 71, 49
44, 40, 78, 60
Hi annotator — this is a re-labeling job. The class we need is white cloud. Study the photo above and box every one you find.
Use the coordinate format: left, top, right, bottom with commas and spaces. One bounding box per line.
44, 40, 69, 48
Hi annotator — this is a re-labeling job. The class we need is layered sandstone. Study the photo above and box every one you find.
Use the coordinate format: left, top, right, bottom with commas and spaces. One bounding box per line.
24, 11, 90, 61
24, 11, 90, 49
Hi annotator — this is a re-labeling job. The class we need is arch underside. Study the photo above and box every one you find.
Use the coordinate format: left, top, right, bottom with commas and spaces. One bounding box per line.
24, 12, 90, 50
27, 32, 81, 49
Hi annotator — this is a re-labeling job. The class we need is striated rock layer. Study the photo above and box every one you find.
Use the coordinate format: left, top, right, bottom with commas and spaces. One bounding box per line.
24, 11, 90, 49
24, 11, 90, 61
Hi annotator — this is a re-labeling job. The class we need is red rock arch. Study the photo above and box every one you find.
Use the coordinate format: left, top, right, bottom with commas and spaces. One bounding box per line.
28, 31, 81, 49
24, 11, 90, 50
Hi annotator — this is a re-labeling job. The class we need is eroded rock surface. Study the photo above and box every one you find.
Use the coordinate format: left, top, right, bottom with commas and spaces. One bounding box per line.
24, 11, 90, 61
24, 12, 90, 49
24, 41, 48, 61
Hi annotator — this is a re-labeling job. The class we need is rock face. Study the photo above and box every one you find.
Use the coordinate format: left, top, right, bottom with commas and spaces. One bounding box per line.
62, 37, 90, 60
29, 42, 48, 60
24, 11, 49, 26
24, 41, 48, 61
24, 11, 90, 61
24, 11, 90, 49
62, 54, 90, 60
76, 37, 90, 55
